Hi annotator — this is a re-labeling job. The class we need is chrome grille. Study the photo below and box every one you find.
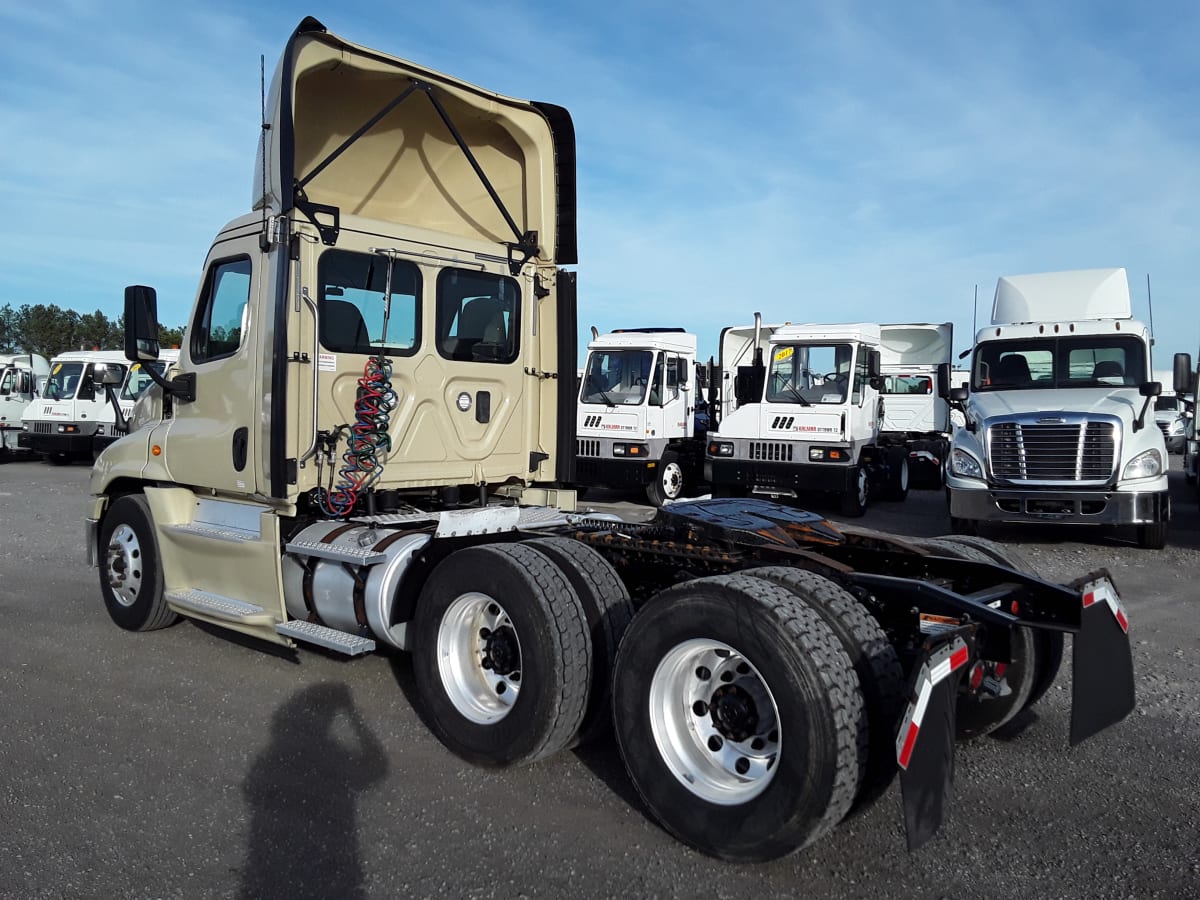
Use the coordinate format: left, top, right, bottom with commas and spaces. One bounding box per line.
748, 441, 794, 462
1156, 421, 1170, 438
988, 420, 1116, 483
576, 438, 600, 458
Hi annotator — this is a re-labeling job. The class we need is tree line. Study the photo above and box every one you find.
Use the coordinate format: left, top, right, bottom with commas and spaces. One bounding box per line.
0, 303, 185, 358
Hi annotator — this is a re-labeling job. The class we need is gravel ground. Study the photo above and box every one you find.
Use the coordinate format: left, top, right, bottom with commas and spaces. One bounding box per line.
0, 455, 1197, 899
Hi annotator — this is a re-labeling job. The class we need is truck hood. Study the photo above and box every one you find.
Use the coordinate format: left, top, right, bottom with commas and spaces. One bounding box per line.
254, 17, 576, 265
969, 387, 1143, 423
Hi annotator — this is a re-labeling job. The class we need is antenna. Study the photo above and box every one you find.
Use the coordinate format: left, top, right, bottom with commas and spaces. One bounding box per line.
972, 283, 978, 336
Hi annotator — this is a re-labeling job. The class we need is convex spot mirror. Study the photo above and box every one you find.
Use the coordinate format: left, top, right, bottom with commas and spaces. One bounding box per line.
97, 365, 124, 387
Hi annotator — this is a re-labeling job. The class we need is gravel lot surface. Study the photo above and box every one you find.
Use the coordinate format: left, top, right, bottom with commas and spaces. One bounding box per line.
1, 455, 1197, 899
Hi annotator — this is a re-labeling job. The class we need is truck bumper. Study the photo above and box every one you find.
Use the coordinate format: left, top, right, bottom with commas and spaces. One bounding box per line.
708, 458, 857, 494
948, 484, 1170, 526
18, 431, 95, 455
575, 456, 657, 488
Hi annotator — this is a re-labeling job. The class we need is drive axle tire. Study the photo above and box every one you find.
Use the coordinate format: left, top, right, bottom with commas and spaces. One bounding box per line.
98, 494, 178, 632
646, 450, 685, 507
612, 574, 862, 861
915, 536, 1037, 738
523, 537, 634, 745
412, 543, 591, 767
742, 567, 904, 812
933, 534, 1064, 710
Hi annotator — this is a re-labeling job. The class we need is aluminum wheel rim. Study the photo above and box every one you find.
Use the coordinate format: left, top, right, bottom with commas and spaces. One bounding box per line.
437, 592, 522, 724
855, 469, 868, 505
662, 461, 684, 498
898, 458, 909, 492
648, 638, 780, 804
105, 523, 143, 607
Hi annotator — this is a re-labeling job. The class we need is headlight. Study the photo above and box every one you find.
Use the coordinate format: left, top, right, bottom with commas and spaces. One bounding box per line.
1122, 448, 1162, 480
809, 446, 850, 462
1169, 417, 1186, 436
612, 442, 649, 457
707, 441, 735, 457
949, 448, 984, 480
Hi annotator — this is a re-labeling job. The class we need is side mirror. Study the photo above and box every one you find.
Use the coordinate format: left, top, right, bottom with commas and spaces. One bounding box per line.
98, 365, 124, 387
868, 375, 884, 391
1174, 353, 1193, 395
867, 349, 881, 379
935, 363, 951, 399
18, 371, 33, 395
124, 285, 161, 362
949, 386, 969, 403
1139, 381, 1162, 398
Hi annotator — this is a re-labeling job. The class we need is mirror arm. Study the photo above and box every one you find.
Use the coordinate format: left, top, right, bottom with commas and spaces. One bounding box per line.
1133, 395, 1153, 433
102, 385, 129, 433
141, 365, 196, 404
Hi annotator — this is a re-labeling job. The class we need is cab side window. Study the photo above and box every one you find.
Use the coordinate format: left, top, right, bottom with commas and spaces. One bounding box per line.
436, 269, 520, 363
192, 257, 252, 363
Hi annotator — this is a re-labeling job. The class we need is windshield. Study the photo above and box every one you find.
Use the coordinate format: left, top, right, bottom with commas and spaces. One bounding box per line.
43, 362, 85, 400
1155, 396, 1179, 413
581, 350, 654, 405
767, 343, 853, 404
120, 362, 167, 401
972, 336, 1147, 392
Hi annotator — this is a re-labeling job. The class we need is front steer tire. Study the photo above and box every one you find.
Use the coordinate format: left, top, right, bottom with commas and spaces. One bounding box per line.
412, 543, 591, 767
612, 573, 862, 862
98, 494, 178, 632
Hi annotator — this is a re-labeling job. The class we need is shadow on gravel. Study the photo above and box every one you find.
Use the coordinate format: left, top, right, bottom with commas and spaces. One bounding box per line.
240, 682, 387, 900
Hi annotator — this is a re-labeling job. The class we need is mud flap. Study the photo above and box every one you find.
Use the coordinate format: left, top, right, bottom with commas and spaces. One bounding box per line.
1069, 575, 1135, 746
896, 635, 969, 851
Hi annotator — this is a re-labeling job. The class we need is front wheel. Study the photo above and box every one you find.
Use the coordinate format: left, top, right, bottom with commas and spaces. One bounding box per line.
646, 450, 685, 507
412, 543, 591, 767
612, 574, 862, 861
839, 467, 868, 517
1136, 521, 1167, 549
98, 494, 178, 631
880, 447, 909, 502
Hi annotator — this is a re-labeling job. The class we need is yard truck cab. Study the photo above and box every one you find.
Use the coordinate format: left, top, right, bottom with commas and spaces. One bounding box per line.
575, 327, 705, 505
19, 349, 179, 462
0, 352, 50, 454
878, 323, 954, 488
945, 268, 1170, 548
705, 316, 908, 516
85, 16, 1135, 864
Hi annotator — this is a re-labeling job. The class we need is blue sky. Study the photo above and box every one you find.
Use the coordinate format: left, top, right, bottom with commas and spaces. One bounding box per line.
1, 1, 1197, 369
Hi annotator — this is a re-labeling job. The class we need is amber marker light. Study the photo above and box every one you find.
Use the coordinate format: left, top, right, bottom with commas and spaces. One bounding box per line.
152, 445, 162, 456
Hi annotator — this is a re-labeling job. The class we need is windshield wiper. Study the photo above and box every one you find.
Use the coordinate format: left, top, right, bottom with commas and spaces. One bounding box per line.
780, 384, 811, 407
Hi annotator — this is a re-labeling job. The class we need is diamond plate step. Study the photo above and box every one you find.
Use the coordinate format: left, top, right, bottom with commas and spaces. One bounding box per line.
276, 620, 376, 656
166, 589, 275, 625
162, 522, 258, 543
284, 539, 387, 565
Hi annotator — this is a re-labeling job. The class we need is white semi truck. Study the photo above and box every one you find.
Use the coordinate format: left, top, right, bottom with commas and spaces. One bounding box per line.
945, 268, 1170, 548
0, 352, 51, 454
19, 349, 178, 462
575, 327, 706, 505
878, 323, 954, 488
85, 16, 1134, 863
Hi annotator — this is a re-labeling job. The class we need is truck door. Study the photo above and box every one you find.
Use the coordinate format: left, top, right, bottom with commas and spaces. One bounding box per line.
649, 354, 691, 440
159, 236, 261, 494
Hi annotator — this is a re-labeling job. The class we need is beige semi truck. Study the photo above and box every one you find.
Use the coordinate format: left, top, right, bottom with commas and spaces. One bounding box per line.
87, 16, 1135, 862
